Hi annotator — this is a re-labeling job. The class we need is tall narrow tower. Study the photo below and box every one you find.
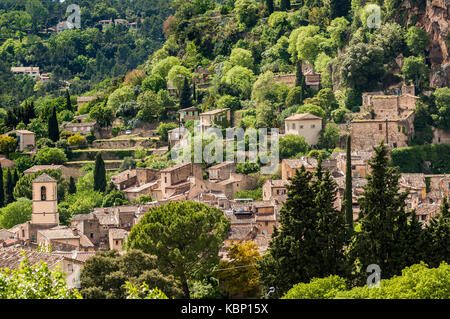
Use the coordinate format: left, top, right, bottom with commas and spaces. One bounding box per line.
31, 173, 59, 225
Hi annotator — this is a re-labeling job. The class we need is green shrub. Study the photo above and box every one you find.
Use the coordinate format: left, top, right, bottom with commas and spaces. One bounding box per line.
282, 276, 347, 299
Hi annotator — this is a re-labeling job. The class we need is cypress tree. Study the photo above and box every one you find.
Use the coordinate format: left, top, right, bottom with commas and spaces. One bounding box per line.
258, 162, 348, 297
179, 77, 192, 110
424, 196, 450, 267
343, 134, 353, 240
12, 169, 19, 188
330, 0, 351, 19
94, 152, 106, 192
69, 176, 76, 194
295, 60, 307, 100
0, 164, 4, 208
266, 0, 274, 15
5, 169, 14, 204
280, 0, 291, 11
65, 89, 72, 111
350, 141, 412, 284
192, 82, 197, 102
48, 106, 60, 142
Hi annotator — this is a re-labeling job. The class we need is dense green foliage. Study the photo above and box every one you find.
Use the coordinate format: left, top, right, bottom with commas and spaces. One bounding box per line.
283, 262, 450, 299
79, 249, 183, 299
258, 160, 348, 298
391, 144, 450, 173
0, 253, 82, 299
127, 201, 230, 298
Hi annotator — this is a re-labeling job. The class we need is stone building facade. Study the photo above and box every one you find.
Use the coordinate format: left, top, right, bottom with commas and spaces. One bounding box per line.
351, 112, 415, 151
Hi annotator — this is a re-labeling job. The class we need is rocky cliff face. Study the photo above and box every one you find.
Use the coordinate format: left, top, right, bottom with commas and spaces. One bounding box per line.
403, 0, 449, 88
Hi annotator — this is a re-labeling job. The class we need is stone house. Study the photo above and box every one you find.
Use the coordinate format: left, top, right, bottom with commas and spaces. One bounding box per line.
191, 191, 231, 210
159, 162, 203, 199
415, 203, 441, 225
111, 169, 137, 190
179, 107, 200, 122
432, 127, 450, 144
207, 161, 236, 181
333, 151, 374, 178
272, 73, 296, 87
351, 112, 415, 151
37, 226, 95, 252
51, 251, 97, 289
10, 67, 40, 80
168, 126, 189, 148
262, 179, 290, 201
71, 205, 143, 250
209, 173, 256, 199
222, 200, 279, 253
281, 157, 319, 180
65, 121, 98, 136
24, 164, 82, 180
399, 173, 427, 209
199, 108, 231, 132
4, 129, 35, 151
0, 156, 14, 169
360, 84, 418, 119
76, 96, 98, 111
108, 228, 128, 251
284, 113, 323, 145
123, 180, 160, 202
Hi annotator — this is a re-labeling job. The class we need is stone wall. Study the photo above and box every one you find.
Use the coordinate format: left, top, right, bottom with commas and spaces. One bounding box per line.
432, 127, 450, 144
351, 115, 414, 151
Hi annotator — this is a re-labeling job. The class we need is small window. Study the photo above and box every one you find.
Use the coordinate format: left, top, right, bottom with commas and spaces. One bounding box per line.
116, 240, 119, 245
299, 125, 303, 129
311, 124, 315, 128
68, 264, 73, 273
90, 233, 93, 239
41, 186, 46, 201
292, 123, 296, 130
379, 124, 382, 130
265, 221, 269, 226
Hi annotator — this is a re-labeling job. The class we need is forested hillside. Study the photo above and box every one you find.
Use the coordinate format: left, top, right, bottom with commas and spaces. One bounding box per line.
0, 0, 172, 107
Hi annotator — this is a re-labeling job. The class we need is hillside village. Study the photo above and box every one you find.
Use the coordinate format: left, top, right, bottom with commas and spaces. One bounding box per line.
0, 0, 449, 299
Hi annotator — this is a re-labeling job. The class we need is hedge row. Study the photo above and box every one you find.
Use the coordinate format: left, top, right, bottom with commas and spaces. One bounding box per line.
391, 144, 450, 173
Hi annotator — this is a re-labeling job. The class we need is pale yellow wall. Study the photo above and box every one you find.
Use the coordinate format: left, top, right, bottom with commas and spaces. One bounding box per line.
284, 119, 322, 145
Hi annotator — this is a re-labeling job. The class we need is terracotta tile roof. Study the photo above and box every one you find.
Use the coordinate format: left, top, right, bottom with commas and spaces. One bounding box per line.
253, 200, 275, 208
111, 169, 137, 184
415, 203, 440, 217
38, 226, 80, 240
0, 247, 64, 270
200, 108, 230, 116
65, 121, 97, 127
24, 165, 64, 174
267, 179, 290, 188
6, 129, 35, 135
52, 251, 96, 263
109, 228, 128, 240
208, 161, 235, 170
283, 157, 318, 169
32, 173, 56, 183
160, 162, 191, 173
0, 229, 14, 241
227, 225, 257, 240
400, 173, 426, 189
285, 113, 322, 121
